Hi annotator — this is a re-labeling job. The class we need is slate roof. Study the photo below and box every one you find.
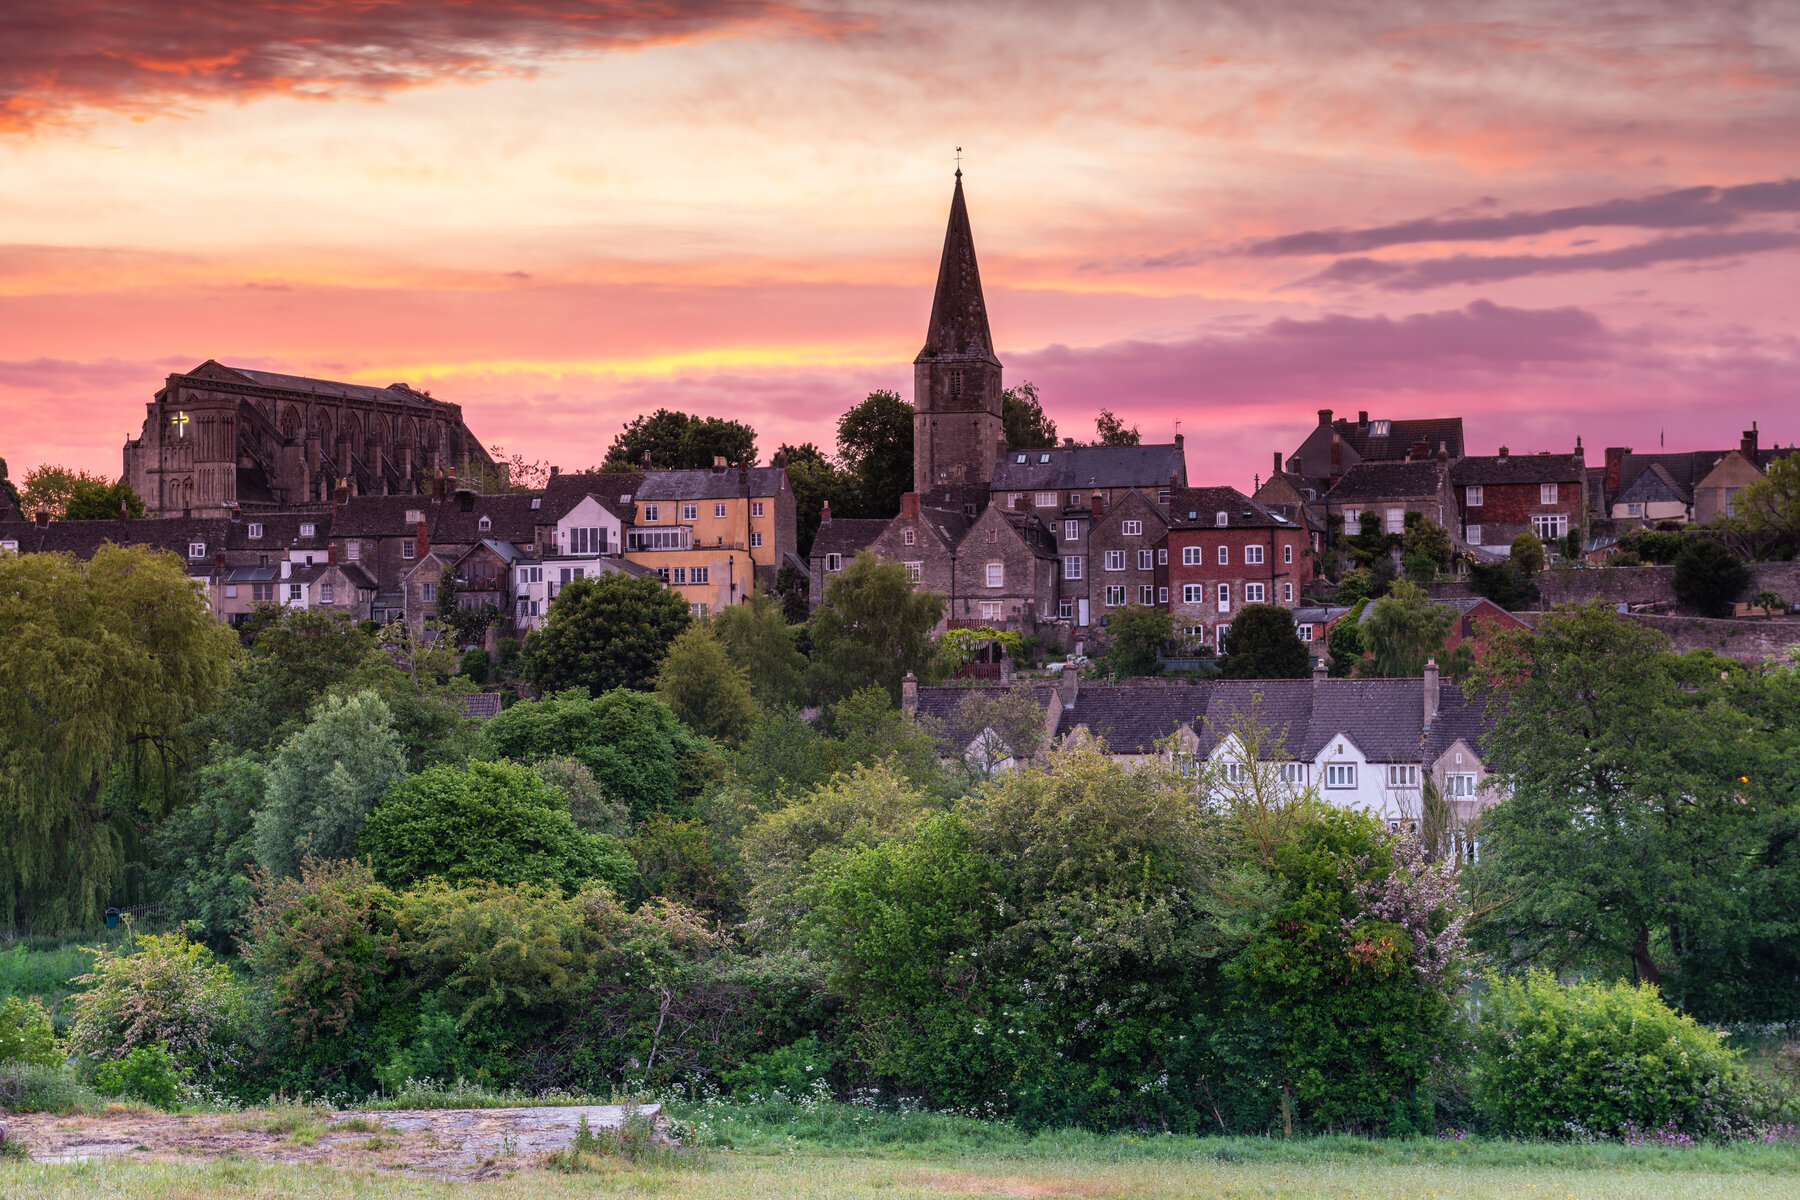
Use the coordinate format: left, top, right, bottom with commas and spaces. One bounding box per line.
1059, 683, 1209, 754
542, 471, 643, 523
0, 516, 231, 565
331, 495, 441, 537
1327, 460, 1446, 503
1615, 463, 1690, 506
990, 444, 1185, 492
1422, 684, 1489, 763
215, 363, 446, 408
1612, 448, 1787, 502
810, 518, 890, 560
1334, 417, 1464, 463
912, 685, 1059, 752
634, 467, 789, 502
1166, 487, 1293, 530
329, 563, 380, 590
462, 693, 505, 720
225, 512, 332, 550
431, 494, 543, 544
1451, 453, 1585, 487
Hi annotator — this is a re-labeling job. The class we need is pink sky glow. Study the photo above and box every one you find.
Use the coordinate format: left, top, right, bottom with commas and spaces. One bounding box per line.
3, 1, 1798, 492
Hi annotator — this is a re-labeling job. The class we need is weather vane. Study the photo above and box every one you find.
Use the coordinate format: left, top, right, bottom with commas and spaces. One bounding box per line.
955, 146, 962, 174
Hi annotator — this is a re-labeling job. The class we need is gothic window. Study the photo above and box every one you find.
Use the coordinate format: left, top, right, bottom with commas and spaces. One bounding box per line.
948, 370, 963, 397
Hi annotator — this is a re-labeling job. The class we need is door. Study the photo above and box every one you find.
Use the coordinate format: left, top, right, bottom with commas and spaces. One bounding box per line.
1077, 598, 1090, 627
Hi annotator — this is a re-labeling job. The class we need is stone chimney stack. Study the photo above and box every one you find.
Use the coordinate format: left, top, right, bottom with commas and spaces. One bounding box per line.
415, 517, 430, 562
1742, 423, 1759, 458
1497, 445, 1510, 464
820, 499, 832, 525
1318, 408, 1333, 427
1604, 446, 1630, 495
1057, 662, 1079, 709
901, 671, 919, 715
1272, 450, 1282, 475
1424, 657, 1440, 725
34, 506, 49, 529
1313, 656, 1328, 684
900, 491, 921, 520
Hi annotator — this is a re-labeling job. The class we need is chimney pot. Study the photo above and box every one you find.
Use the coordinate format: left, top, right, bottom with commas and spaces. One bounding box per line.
34, 506, 49, 528
1273, 450, 1282, 474
1313, 657, 1328, 683
820, 499, 832, 525
1498, 445, 1509, 462
1318, 408, 1332, 427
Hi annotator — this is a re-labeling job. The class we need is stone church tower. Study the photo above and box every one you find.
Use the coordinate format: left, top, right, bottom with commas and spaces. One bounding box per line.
914, 171, 1004, 494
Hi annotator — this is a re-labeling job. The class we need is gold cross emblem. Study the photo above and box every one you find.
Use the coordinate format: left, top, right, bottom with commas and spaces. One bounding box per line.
171, 410, 191, 438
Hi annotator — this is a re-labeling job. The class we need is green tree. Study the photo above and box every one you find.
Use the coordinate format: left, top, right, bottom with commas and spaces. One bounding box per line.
778, 441, 856, 557
254, 691, 408, 882
1467, 602, 1799, 1015
1107, 605, 1172, 677
656, 623, 759, 744
603, 408, 756, 470
20, 465, 108, 519
926, 681, 1052, 780
713, 592, 808, 710
0, 545, 237, 932
524, 571, 691, 695
190, 608, 374, 755
1357, 579, 1459, 678
1001, 381, 1057, 449
436, 564, 502, 649
1220, 603, 1310, 678
1094, 408, 1140, 446
362, 760, 635, 895
0, 455, 19, 514
1510, 530, 1545, 576
836, 390, 914, 518
148, 755, 265, 949
64, 478, 147, 521
1326, 606, 1365, 676
828, 685, 949, 793
482, 688, 710, 820
1400, 511, 1452, 566
1672, 537, 1750, 617
1734, 450, 1800, 553
807, 551, 946, 707
1468, 559, 1538, 610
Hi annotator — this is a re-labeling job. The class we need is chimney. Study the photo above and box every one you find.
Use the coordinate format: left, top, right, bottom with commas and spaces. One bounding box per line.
1318, 408, 1332, 427
1437, 442, 1450, 463
739, 460, 749, 492
1424, 657, 1440, 724
1574, 435, 1584, 461
34, 506, 49, 529
642, 450, 652, 470
1358, 411, 1369, 429
1497, 445, 1509, 463
1056, 662, 1079, 709
1410, 439, 1430, 460
713, 456, 727, 471
1090, 493, 1104, 518
901, 671, 919, 715
1313, 656, 1328, 684
333, 476, 349, 513
1604, 446, 1629, 495
119, 500, 131, 521
1742, 423, 1759, 458
328, 542, 337, 566
820, 499, 832, 525
550, 465, 560, 477
901, 491, 920, 520
1174, 431, 1184, 452
416, 517, 430, 562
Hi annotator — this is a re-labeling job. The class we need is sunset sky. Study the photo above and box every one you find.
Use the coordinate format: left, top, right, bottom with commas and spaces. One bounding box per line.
3, 1, 1797, 490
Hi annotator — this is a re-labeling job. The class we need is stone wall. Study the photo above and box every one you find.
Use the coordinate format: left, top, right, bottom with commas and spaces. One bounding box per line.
1433, 561, 1800, 611
1515, 611, 1800, 662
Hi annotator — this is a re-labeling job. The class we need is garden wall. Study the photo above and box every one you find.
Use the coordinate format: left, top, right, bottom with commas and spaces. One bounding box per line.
1432, 561, 1800, 611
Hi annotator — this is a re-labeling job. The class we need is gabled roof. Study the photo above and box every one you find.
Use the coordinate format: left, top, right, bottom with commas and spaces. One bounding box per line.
0, 516, 230, 563
1327, 460, 1446, 503
991, 444, 1185, 492
810, 518, 890, 560
1615, 463, 1690, 506
331, 495, 439, 537
200, 362, 447, 409
542, 470, 643, 523
1166, 486, 1293, 531
1328, 416, 1464, 463
917, 172, 1000, 366
634, 467, 788, 502
1450, 452, 1585, 487
912, 684, 1060, 754
225, 512, 331, 550
431, 494, 543, 544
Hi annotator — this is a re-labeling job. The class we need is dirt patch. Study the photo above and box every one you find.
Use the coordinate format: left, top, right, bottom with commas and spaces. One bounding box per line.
4, 1103, 663, 1180
915, 1175, 1100, 1198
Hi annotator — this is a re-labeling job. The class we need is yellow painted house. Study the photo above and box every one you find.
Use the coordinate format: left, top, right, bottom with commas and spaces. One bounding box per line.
622, 463, 799, 615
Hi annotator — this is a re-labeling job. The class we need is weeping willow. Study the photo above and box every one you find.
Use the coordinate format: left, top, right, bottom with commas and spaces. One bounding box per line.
0, 544, 237, 933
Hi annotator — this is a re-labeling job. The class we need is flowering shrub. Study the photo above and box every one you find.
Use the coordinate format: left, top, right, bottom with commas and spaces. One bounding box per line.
66, 932, 249, 1078
1473, 970, 1756, 1140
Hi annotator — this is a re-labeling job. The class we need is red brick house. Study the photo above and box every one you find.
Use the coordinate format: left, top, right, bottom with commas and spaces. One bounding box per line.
1450, 445, 1587, 554
1165, 487, 1314, 650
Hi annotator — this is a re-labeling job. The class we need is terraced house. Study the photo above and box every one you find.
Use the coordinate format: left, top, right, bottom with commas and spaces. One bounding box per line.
622, 462, 799, 618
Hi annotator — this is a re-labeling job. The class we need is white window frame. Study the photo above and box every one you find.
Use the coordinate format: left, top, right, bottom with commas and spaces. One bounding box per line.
1064, 520, 1080, 541
905, 562, 923, 582
1139, 584, 1155, 605
401, 539, 416, 560
1281, 763, 1307, 785
1104, 585, 1126, 607
715, 502, 728, 518
1446, 773, 1479, 798
986, 562, 1004, 588
1465, 485, 1483, 508
1466, 524, 1482, 545
1532, 513, 1568, 541
682, 503, 698, 521
1122, 519, 1142, 536
1182, 546, 1203, 566
1385, 507, 1405, 534
1105, 550, 1125, 571
752, 501, 765, 517
1035, 492, 1057, 508
1159, 586, 1169, 604
1058, 599, 1074, 619
1245, 544, 1264, 565
672, 567, 687, 584
247, 522, 264, 539
1325, 763, 1357, 789
1245, 582, 1265, 603
750, 531, 763, 548
903, 528, 916, 546
644, 504, 660, 522
299, 523, 316, 538
1158, 548, 1168, 565
288, 583, 303, 602
1283, 581, 1294, 603
1540, 483, 1559, 505
1183, 583, 1204, 604
320, 583, 334, 603
1138, 549, 1154, 570
1343, 507, 1362, 526
1064, 556, 1083, 580
1217, 545, 1229, 565
1625, 503, 1643, 518
1283, 544, 1293, 564
826, 553, 843, 571
1386, 765, 1420, 788
188, 542, 206, 558
1297, 623, 1313, 642
346, 541, 360, 562
980, 601, 1002, 620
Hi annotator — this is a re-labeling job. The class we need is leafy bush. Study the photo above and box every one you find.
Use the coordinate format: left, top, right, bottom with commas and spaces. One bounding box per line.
0, 1062, 102, 1114
720, 1034, 837, 1099
148, 754, 264, 949
361, 759, 635, 894
66, 933, 249, 1080
1672, 538, 1751, 617
459, 648, 492, 683
93, 1041, 187, 1108
0, 995, 59, 1066
1473, 970, 1756, 1139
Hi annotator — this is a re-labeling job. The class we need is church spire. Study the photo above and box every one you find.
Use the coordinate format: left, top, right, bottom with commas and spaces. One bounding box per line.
916, 171, 999, 366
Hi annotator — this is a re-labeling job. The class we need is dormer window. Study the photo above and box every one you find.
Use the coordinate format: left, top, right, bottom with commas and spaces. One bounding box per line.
619, 494, 632, 504
299, 523, 316, 538
478, 516, 491, 531
405, 509, 423, 524
1369, 420, 1391, 437
188, 542, 206, 558
247, 522, 264, 539
1215, 512, 1228, 527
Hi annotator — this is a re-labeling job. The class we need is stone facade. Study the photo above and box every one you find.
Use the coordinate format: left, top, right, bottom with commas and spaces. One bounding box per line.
1083, 489, 1170, 621
123, 360, 495, 518
913, 172, 1004, 494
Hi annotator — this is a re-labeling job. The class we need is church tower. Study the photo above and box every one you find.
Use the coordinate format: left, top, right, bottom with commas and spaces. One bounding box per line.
914, 170, 1004, 494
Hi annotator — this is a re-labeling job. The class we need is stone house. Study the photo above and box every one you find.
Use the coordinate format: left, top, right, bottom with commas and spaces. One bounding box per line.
1082, 488, 1170, 626
1693, 449, 1768, 526
943, 502, 1060, 628
1284, 409, 1464, 496
1610, 463, 1692, 527
806, 509, 890, 608
1449, 445, 1587, 553
1164, 487, 1314, 651
1326, 454, 1456, 548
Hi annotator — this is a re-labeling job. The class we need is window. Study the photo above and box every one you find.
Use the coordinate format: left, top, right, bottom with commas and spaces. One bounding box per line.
628, 528, 690, 550
691, 566, 709, 584
1245, 544, 1264, 564
252, 582, 276, 603
986, 562, 1004, 588
1297, 623, 1313, 642
1540, 482, 1559, 505
1009, 493, 1023, 509
1385, 507, 1405, 534
1283, 544, 1293, 564
1215, 511, 1228, 527
1138, 549, 1154, 570
1182, 545, 1203, 566
518, 566, 542, 585
569, 527, 603, 554
1070, 493, 1082, 506
1283, 581, 1294, 602
1244, 582, 1265, 603
1466, 523, 1482, 545
715, 502, 727, 518
1465, 486, 1483, 507
1105, 550, 1125, 571
1325, 763, 1356, 789
1343, 507, 1362, 526
1064, 556, 1083, 580
948, 369, 962, 396
644, 504, 659, 522
1217, 583, 1231, 611
656, 566, 669, 581
1214, 623, 1230, 647
750, 531, 763, 548
1531, 513, 1568, 540
188, 542, 206, 558
1122, 519, 1142, 536
405, 509, 423, 524
1139, 584, 1155, 605
1445, 773, 1479, 797
247, 522, 264, 539
531, 497, 542, 510
224, 584, 237, 598
1726, 487, 1742, 517
1281, 763, 1307, 785
1183, 583, 1204, 603
421, 581, 436, 602
980, 601, 1002, 620
752, 501, 765, 518
1217, 545, 1229, 565
905, 562, 923, 582
1035, 492, 1057, 507
320, 584, 334, 603
1058, 599, 1074, 619
1224, 762, 1249, 784
690, 602, 710, 618
682, 503, 698, 521
903, 528, 916, 546
1159, 586, 1169, 603
1624, 503, 1643, 517
826, 553, 843, 571
299, 523, 316, 538
1104, 585, 1126, 606
1158, 547, 1168, 565
1387, 765, 1419, 788
672, 567, 687, 584
401, 539, 416, 559
347, 541, 360, 562
1040, 454, 1051, 464
1061, 520, 1078, 541
477, 516, 491, 531
288, 583, 303, 601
